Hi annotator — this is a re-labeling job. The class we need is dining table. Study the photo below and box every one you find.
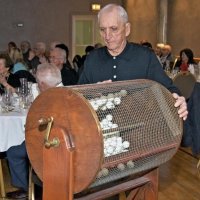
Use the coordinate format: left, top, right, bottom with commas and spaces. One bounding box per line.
0, 109, 27, 152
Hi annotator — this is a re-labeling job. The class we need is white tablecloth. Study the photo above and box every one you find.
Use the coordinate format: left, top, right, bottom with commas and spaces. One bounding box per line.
0, 111, 27, 152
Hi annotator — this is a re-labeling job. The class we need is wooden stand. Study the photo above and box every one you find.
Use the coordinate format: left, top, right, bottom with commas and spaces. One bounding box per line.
43, 127, 74, 200
42, 126, 158, 200
74, 168, 158, 200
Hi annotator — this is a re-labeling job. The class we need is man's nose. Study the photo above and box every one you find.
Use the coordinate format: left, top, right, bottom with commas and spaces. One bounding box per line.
104, 29, 112, 40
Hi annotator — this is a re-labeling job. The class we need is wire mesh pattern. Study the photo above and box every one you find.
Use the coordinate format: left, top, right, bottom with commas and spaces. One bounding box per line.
72, 79, 182, 188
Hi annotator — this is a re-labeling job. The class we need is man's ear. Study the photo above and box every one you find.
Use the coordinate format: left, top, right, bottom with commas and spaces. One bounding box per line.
38, 81, 46, 92
125, 22, 131, 37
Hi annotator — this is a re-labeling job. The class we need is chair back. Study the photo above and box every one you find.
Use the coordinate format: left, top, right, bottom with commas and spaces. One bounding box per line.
173, 71, 196, 99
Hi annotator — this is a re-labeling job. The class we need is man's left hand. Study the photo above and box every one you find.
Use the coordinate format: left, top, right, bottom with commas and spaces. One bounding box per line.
172, 93, 188, 120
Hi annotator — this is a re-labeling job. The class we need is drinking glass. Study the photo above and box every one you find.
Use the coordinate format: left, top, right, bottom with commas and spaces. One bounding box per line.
2, 89, 13, 111
20, 78, 28, 97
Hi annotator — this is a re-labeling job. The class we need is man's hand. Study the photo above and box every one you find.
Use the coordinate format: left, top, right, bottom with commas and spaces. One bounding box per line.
172, 93, 188, 120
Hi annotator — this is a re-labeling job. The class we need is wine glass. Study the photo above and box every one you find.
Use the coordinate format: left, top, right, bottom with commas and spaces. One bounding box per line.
20, 78, 28, 97
2, 89, 13, 111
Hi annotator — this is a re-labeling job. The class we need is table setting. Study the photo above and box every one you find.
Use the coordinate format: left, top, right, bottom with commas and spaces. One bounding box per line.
0, 78, 39, 152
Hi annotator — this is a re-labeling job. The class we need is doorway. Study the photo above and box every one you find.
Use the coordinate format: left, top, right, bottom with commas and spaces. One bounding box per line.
72, 15, 102, 59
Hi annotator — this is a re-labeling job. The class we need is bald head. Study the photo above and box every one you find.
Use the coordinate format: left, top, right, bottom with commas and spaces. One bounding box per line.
98, 4, 128, 24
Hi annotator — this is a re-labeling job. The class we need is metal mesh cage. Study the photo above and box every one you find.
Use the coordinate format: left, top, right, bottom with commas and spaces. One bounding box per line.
71, 79, 182, 188
25, 79, 182, 193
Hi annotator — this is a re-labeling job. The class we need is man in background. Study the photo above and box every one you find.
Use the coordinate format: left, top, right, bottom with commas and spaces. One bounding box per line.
49, 47, 78, 86
160, 44, 173, 70
36, 63, 63, 92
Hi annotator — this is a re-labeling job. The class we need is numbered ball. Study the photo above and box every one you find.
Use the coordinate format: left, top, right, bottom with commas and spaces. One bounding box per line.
117, 163, 125, 171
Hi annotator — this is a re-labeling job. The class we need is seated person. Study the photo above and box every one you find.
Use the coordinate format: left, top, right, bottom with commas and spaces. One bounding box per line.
36, 63, 63, 92
28, 42, 48, 74
49, 47, 78, 86
160, 44, 173, 70
20, 40, 32, 67
174, 48, 197, 74
6, 63, 63, 199
0, 54, 20, 94
10, 48, 36, 83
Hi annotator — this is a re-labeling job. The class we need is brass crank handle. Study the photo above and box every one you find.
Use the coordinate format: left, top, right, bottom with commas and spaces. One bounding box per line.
38, 117, 60, 148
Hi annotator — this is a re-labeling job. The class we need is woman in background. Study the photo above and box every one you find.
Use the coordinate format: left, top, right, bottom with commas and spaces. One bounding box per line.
174, 48, 197, 74
0, 54, 20, 94
10, 49, 36, 83
10, 48, 28, 73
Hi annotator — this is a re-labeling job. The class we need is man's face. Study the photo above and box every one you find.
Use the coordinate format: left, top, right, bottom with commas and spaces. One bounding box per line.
21, 42, 29, 54
99, 9, 130, 56
34, 43, 45, 56
161, 48, 170, 56
49, 50, 64, 70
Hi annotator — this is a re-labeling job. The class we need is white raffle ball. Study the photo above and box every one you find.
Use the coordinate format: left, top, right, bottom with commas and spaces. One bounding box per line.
117, 163, 125, 171
101, 105, 107, 111
100, 96, 107, 104
112, 124, 118, 129
96, 99, 103, 106
97, 171, 103, 178
108, 121, 113, 128
102, 119, 108, 125
120, 90, 128, 97
106, 114, 113, 121
114, 97, 121, 105
115, 145, 122, 154
110, 140, 117, 147
107, 93, 114, 100
92, 104, 99, 111
122, 141, 130, 149
127, 161, 135, 168
107, 146, 114, 154
101, 168, 109, 176
106, 101, 115, 109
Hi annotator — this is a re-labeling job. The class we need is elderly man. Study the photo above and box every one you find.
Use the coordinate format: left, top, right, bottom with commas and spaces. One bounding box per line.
28, 42, 48, 73
78, 4, 187, 120
160, 44, 173, 70
6, 63, 63, 199
49, 47, 78, 86
36, 63, 63, 92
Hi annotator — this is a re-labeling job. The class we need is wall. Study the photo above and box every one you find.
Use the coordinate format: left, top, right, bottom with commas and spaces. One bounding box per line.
1, 0, 200, 57
125, 0, 200, 57
123, 0, 159, 47
0, 0, 122, 53
168, 0, 200, 57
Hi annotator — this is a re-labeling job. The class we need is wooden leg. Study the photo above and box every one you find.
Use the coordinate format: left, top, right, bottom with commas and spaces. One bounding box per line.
0, 159, 6, 198
28, 166, 35, 200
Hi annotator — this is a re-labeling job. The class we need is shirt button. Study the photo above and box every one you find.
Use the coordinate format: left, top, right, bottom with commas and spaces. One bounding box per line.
113, 57, 116, 59
113, 75, 117, 79
113, 65, 116, 69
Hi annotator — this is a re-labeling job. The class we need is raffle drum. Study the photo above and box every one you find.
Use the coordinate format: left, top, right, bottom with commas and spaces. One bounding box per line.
25, 79, 183, 200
